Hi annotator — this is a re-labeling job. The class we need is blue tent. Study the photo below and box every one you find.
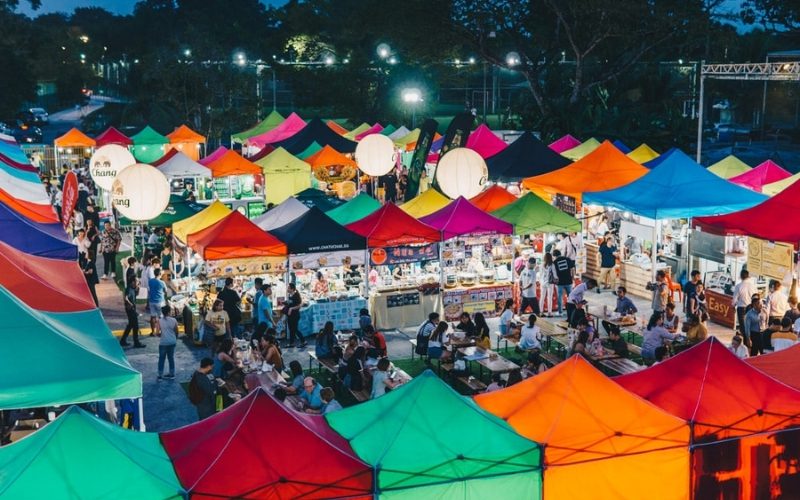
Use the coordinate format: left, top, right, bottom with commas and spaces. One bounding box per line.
584, 149, 767, 219
0, 200, 77, 260
643, 147, 680, 169
612, 140, 632, 154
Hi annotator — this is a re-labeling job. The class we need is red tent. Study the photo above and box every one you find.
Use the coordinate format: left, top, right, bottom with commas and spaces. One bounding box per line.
0, 240, 95, 312
149, 148, 178, 167
94, 127, 132, 147
465, 124, 507, 158
747, 344, 800, 390
728, 159, 791, 192
246, 144, 276, 162
345, 203, 440, 247
160, 388, 373, 499
187, 211, 287, 260
199, 146, 228, 166
694, 175, 800, 244
469, 184, 517, 212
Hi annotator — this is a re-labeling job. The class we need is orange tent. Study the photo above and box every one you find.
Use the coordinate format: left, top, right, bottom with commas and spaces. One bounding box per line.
0, 187, 58, 223
327, 121, 349, 135
469, 184, 517, 212
305, 145, 356, 170
54, 128, 95, 148
166, 125, 206, 160
187, 211, 286, 260
521, 140, 647, 201
475, 355, 690, 499
206, 150, 262, 177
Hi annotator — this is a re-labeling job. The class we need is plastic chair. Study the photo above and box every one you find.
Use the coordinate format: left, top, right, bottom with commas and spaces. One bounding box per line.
665, 273, 683, 304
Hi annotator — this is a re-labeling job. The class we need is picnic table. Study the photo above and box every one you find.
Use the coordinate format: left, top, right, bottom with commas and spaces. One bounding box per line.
457, 346, 520, 381
597, 357, 644, 375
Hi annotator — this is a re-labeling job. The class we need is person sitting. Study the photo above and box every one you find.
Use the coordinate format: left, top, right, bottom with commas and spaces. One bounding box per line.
614, 286, 638, 315
568, 300, 588, 329
522, 351, 546, 377
566, 279, 597, 323
300, 377, 324, 411
771, 317, 798, 352
663, 302, 680, 333
455, 312, 476, 337
260, 335, 284, 372
342, 346, 365, 390
365, 348, 381, 368
370, 358, 399, 399
426, 322, 451, 362
213, 339, 237, 379
642, 312, 676, 361
364, 325, 387, 357
729, 335, 749, 359
474, 313, 492, 349
315, 321, 337, 359
343, 335, 359, 361
518, 315, 542, 351
570, 330, 590, 357
506, 370, 523, 386
485, 373, 506, 392
320, 387, 342, 414
608, 329, 629, 358
652, 346, 670, 365
359, 308, 372, 338
284, 360, 305, 394
499, 299, 521, 340
682, 313, 708, 344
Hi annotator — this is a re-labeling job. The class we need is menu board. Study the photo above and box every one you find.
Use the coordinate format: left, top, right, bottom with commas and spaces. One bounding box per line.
247, 201, 267, 219
386, 292, 421, 308
747, 237, 793, 280
441, 284, 512, 322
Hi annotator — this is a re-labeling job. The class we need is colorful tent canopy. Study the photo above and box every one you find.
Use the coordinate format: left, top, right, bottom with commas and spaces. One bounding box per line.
327, 120, 350, 135
469, 184, 517, 212
354, 123, 384, 141
0, 200, 77, 260
421, 196, 513, 239
0, 166, 51, 206
326, 371, 542, 498
492, 192, 581, 234
167, 124, 206, 144
616, 338, 800, 441
198, 146, 228, 166
253, 196, 309, 231
485, 131, 571, 181
187, 211, 286, 260
380, 124, 397, 136
0, 152, 42, 186
746, 344, 800, 390
247, 112, 306, 148
120, 194, 204, 228
150, 148, 177, 167
94, 126, 132, 147
626, 143, 659, 163
270, 206, 365, 254
294, 187, 344, 211
475, 355, 689, 500
0, 407, 183, 498
297, 141, 323, 159
400, 188, 451, 218
465, 124, 507, 158
254, 147, 312, 205
642, 146, 679, 169
0, 139, 38, 173
231, 110, 285, 143
393, 128, 420, 147
612, 139, 631, 154
54, 128, 96, 148
344, 122, 371, 140
0, 186, 57, 223
246, 144, 275, 162
325, 193, 380, 226
306, 144, 357, 170
346, 202, 440, 247
763, 171, 800, 195
405, 132, 442, 152
707, 154, 751, 179
0, 240, 94, 312
161, 388, 372, 499
728, 159, 791, 192
522, 140, 648, 200
0, 286, 140, 409
560, 137, 600, 160
156, 150, 211, 178
272, 118, 358, 154
388, 126, 411, 141
205, 150, 261, 177
548, 134, 581, 153
130, 126, 169, 163
584, 149, 767, 219
173, 200, 232, 243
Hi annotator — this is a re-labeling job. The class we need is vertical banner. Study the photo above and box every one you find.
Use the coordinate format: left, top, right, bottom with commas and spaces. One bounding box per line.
61, 171, 78, 228
433, 112, 474, 189
404, 118, 438, 201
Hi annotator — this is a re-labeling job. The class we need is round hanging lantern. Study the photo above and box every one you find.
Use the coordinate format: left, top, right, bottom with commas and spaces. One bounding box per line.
89, 144, 136, 190
355, 134, 395, 176
435, 147, 488, 199
111, 163, 170, 221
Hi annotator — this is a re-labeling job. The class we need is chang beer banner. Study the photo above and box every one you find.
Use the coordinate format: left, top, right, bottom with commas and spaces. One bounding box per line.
433, 112, 474, 189
404, 118, 438, 202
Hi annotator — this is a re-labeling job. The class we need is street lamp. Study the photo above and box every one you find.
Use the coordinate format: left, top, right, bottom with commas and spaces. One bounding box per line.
506, 52, 521, 67
377, 43, 391, 59
402, 87, 422, 128
235, 52, 247, 67
324, 55, 335, 66
183, 48, 191, 57
388, 56, 397, 65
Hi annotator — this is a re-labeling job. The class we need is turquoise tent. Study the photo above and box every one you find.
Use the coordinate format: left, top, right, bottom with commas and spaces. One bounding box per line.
131, 126, 169, 164
325, 193, 381, 225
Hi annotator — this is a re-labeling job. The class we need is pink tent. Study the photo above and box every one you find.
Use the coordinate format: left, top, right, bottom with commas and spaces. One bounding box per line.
728, 159, 791, 192
199, 146, 228, 166
466, 124, 507, 158
548, 134, 581, 153
354, 123, 384, 141
420, 196, 513, 239
246, 113, 305, 148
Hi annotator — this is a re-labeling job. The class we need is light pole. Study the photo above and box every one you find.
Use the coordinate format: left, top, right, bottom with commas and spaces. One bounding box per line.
402, 88, 422, 128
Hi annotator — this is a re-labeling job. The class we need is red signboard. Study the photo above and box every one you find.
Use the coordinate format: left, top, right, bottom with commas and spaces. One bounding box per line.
61, 171, 78, 228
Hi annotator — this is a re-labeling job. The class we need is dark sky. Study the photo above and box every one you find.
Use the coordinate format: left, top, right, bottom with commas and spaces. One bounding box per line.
19, 0, 286, 16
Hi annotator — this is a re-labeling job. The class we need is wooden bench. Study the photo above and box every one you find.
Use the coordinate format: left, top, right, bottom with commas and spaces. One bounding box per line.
492, 331, 518, 351
598, 357, 643, 375
307, 351, 338, 375
627, 343, 642, 357
457, 376, 487, 394
349, 387, 371, 403
541, 352, 562, 367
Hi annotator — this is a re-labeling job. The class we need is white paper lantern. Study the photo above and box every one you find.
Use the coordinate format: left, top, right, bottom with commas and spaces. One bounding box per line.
89, 145, 136, 190
111, 163, 170, 221
435, 148, 488, 199
355, 134, 395, 176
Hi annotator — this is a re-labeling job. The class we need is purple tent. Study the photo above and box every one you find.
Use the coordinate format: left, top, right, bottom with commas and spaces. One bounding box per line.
420, 196, 513, 240
0, 201, 77, 260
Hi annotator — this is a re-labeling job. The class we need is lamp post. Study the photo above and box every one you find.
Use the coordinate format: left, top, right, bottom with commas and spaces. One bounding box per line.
402, 88, 422, 128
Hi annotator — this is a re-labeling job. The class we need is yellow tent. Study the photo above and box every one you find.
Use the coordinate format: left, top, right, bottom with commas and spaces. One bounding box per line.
173, 200, 232, 243
400, 188, 450, 218
560, 138, 600, 161
707, 155, 751, 179
344, 123, 371, 140
393, 128, 421, 148
255, 147, 312, 205
626, 144, 659, 164
763, 172, 800, 196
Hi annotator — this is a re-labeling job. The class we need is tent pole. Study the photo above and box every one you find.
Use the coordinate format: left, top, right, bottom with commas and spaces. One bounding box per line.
138, 397, 146, 431
651, 222, 660, 282
696, 67, 705, 164
364, 250, 370, 299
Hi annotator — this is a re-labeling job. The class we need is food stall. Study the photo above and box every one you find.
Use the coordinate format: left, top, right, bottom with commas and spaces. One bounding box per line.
130, 126, 169, 164
54, 128, 95, 171
204, 150, 267, 218
152, 150, 213, 200
166, 124, 206, 161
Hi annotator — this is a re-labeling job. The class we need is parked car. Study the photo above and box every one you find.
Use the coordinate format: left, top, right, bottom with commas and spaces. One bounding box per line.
7, 119, 42, 143
29, 107, 49, 125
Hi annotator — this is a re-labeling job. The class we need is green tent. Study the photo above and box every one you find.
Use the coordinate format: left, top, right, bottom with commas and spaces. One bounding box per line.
0, 287, 141, 409
707, 154, 751, 179
119, 194, 205, 227
0, 407, 184, 498
297, 141, 323, 160
231, 110, 285, 144
344, 122, 371, 140
560, 137, 600, 161
380, 124, 397, 136
325, 371, 542, 498
492, 192, 581, 234
325, 193, 381, 225
131, 126, 169, 164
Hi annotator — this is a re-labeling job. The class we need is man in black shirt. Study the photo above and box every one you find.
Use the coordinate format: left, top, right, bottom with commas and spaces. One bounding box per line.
552, 249, 574, 317
216, 277, 242, 338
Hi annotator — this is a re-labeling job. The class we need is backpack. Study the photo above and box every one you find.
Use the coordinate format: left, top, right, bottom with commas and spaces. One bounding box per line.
188, 372, 206, 405
415, 321, 431, 355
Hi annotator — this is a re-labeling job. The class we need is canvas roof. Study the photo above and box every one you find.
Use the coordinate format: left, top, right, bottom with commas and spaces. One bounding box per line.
156, 151, 211, 178
255, 147, 312, 205
380, 124, 396, 136
548, 134, 581, 153
161, 389, 372, 499
255, 147, 310, 174
0, 407, 183, 498
522, 140, 648, 200
763, 171, 800, 195
492, 192, 581, 234
246, 144, 275, 162
707, 154, 751, 179
616, 338, 800, 441
465, 124, 507, 158
326, 120, 349, 135
475, 355, 689, 500
120, 194, 205, 228
0, 286, 140, 409
94, 126, 132, 147
0, 140, 36, 171
305, 144, 356, 169
612, 139, 631, 154
387, 126, 411, 141
728, 159, 791, 192
198, 146, 228, 166
253, 196, 309, 231
584, 148, 766, 219
0, 165, 51, 205
187, 211, 287, 260
400, 188, 451, 218
231, 110, 285, 143
54, 127, 95, 148
0, 186, 57, 223
272, 118, 358, 154
325, 193, 380, 226
485, 131, 571, 181
167, 124, 206, 144
269, 206, 365, 254
205, 149, 262, 177
297, 141, 323, 159
421, 196, 513, 239
393, 128, 420, 146
626, 143, 659, 163
149, 148, 177, 166
247, 112, 306, 147
747, 344, 800, 390
354, 123, 384, 141
326, 371, 542, 497
343, 122, 371, 139
173, 200, 232, 243
469, 184, 517, 212
560, 137, 600, 160
346, 202, 440, 247
131, 126, 169, 145
294, 187, 344, 211
0, 200, 77, 260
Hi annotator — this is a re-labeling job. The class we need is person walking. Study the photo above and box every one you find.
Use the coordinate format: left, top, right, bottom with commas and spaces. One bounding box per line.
157, 305, 178, 379
518, 257, 540, 315
552, 250, 574, 317
539, 253, 556, 317
731, 269, 757, 336
216, 278, 243, 338
147, 268, 167, 336
121, 277, 145, 348
100, 221, 122, 280
597, 235, 619, 291
744, 296, 768, 356
284, 283, 305, 348
80, 249, 99, 306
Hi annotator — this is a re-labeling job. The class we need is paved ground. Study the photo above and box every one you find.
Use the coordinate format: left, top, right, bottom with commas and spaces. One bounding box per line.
42, 97, 108, 144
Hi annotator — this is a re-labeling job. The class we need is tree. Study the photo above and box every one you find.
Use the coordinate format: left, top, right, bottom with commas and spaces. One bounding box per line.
743, 0, 799, 31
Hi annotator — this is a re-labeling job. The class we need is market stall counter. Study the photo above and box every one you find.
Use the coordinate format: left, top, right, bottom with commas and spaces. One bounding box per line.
298, 294, 367, 335
370, 284, 442, 330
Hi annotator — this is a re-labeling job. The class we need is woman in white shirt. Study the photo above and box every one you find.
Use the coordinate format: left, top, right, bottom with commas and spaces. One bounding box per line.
729, 335, 749, 359
539, 253, 557, 317
499, 299, 519, 339
518, 315, 542, 350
